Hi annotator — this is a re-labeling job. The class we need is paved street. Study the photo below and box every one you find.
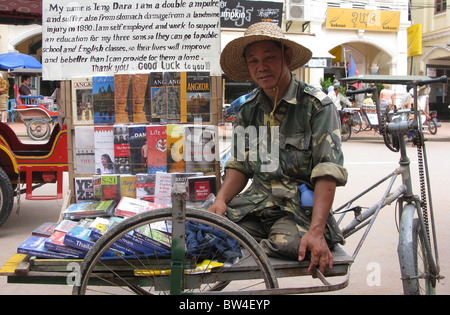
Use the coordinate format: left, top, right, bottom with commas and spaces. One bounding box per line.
0, 122, 449, 295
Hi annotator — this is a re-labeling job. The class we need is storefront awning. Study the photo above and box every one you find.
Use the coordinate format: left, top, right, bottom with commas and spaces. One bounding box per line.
0, 0, 42, 25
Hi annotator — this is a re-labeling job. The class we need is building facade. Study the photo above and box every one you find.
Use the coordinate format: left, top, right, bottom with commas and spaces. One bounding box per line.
2, 0, 447, 118
409, 0, 449, 120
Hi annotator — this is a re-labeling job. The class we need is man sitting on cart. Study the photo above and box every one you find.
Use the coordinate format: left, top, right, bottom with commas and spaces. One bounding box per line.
207, 22, 347, 274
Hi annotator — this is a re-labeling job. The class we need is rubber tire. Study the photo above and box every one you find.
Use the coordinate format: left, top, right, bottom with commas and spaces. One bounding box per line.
427, 120, 437, 135
341, 123, 351, 142
0, 168, 14, 228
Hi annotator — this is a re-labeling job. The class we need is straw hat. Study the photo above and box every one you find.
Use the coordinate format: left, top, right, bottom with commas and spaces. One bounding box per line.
220, 22, 312, 82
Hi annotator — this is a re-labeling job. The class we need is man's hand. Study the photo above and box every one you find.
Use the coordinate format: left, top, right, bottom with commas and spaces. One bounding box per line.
206, 199, 227, 217
298, 229, 333, 275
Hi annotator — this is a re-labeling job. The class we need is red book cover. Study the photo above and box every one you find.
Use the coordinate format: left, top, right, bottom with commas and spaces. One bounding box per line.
146, 125, 167, 174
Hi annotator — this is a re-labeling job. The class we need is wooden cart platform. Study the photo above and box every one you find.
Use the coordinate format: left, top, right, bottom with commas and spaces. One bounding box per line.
0, 245, 353, 293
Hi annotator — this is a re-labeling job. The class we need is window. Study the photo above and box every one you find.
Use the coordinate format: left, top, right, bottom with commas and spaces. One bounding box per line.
435, 0, 447, 14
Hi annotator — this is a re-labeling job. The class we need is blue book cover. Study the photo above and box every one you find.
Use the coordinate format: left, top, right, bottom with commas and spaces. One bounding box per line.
18, 236, 77, 259
44, 231, 86, 258
64, 226, 122, 257
119, 231, 171, 256
93, 76, 115, 124
89, 221, 139, 255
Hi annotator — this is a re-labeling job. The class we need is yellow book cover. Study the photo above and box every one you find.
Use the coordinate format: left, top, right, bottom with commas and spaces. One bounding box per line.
120, 175, 136, 199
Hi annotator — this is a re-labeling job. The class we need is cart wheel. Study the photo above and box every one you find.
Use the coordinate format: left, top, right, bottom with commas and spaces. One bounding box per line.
0, 168, 14, 228
27, 118, 51, 141
73, 208, 278, 295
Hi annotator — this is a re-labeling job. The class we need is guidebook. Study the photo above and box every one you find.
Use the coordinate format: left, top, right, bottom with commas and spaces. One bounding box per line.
18, 236, 77, 259
63, 225, 122, 257
62, 200, 116, 220
44, 231, 86, 257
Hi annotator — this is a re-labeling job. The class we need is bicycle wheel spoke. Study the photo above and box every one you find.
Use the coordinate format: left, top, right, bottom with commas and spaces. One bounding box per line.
74, 208, 277, 295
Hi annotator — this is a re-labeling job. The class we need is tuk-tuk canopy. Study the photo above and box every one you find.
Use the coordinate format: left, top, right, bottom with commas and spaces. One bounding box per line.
341, 75, 432, 85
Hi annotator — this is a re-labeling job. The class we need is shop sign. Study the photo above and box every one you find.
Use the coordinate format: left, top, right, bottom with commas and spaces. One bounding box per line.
304, 58, 331, 68
407, 24, 422, 57
326, 7, 400, 32
220, 0, 283, 28
42, 0, 221, 80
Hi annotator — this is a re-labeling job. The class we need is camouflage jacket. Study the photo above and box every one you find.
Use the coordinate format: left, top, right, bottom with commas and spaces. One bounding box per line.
225, 76, 348, 222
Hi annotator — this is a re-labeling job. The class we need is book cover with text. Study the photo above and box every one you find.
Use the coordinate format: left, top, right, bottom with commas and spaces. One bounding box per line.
146, 125, 167, 174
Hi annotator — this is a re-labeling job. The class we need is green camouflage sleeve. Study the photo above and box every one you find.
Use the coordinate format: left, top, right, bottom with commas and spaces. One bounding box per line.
308, 88, 348, 186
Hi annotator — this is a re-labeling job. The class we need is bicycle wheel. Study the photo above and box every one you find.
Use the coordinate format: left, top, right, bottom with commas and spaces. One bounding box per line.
427, 120, 437, 135
351, 113, 363, 134
73, 208, 278, 295
341, 122, 351, 142
398, 205, 436, 295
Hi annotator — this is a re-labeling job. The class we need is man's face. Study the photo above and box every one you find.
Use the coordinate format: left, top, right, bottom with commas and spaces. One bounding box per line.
245, 40, 291, 90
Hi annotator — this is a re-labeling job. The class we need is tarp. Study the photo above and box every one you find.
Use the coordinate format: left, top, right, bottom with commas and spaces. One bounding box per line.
0, 0, 42, 25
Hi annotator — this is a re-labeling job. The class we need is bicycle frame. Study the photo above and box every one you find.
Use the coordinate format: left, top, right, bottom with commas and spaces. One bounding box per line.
338, 75, 446, 288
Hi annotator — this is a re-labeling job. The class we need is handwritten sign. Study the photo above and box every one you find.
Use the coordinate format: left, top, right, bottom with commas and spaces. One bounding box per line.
42, 0, 221, 80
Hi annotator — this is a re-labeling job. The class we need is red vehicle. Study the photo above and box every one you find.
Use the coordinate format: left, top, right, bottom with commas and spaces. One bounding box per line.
0, 121, 68, 227
14, 94, 63, 141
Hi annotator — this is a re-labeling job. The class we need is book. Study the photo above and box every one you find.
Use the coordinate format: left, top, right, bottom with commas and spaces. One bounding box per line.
187, 175, 217, 203
146, 125, 167, 174
88, 217, 111, 240
94, 126, 115, 175
73, 126, 95, 174
165, 72, 181, 120
44, 231, 86, 257
114, 74, 132, 124
172, 172, 203, 187
54, 220, 78, 233
154, 172, 174, 206
134, 224, 172, 251
184, 125, 217, 174
63, 225, 122, 257
119, 229, 170, 255
74, 177, 94, 203
128, 125, 148, 174
120, 175, 136, 199
150, 72, 166, 119
113, 124, 131, 174
136, 174, 156, 201
18, 236, 77, 259
184, 72, 211, 123
92, 175, 102, 201
62, 200, 116, 220
72, 77, 94, 125
93, 75, 115, 124
132, 73, 150, 123
166, 124, 185, 173
31, 222, 58, 238
101, 174, 121, 201
115, 197, 167, 218
89, 218, 139, 255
